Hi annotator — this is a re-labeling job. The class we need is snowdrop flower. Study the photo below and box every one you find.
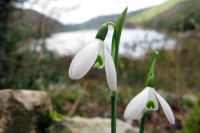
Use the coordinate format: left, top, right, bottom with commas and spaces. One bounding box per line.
124, 87, 175, 124
69, 24, 117, 91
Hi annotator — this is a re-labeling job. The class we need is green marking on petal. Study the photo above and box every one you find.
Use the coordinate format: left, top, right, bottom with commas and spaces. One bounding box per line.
146, 100, 155, 109
93, 55, 104, 69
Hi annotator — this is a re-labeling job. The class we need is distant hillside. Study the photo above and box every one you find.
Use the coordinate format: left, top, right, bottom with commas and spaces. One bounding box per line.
127, 0, 183, 24
12, 8, 147, 35
12, 9, 67, 38
22, 9, 66, 33
127, 0, 200, 32
145, 0, 200, 32
65, 8, 147, 31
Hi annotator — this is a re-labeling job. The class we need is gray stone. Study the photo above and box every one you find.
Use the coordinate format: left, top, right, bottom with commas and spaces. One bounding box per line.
0, 89, 52, 133
48, 116, 139, 133
182, 93, 197, 102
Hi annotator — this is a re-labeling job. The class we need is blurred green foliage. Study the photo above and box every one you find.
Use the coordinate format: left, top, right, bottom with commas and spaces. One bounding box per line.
181, 99, 194, 108
169, 0, 200, 32
181, 95, 200, 133
0, 0, 35, 89
0, 0, 66, 90
0, 47, 67, 89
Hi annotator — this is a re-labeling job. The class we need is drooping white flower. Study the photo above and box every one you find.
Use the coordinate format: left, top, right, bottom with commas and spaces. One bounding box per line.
124, 87, 175, 124
68, 24, 117, 91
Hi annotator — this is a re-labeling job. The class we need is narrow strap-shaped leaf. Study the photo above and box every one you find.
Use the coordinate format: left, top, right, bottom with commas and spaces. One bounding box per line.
116, 7, 128, 46
114, 7, 128, 70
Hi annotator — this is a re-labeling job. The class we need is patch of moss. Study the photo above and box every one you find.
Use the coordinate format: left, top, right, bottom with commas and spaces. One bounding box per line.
37, 111, 65, 133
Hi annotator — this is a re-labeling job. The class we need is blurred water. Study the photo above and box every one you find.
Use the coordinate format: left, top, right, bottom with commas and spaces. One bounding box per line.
30, 28, 176, 59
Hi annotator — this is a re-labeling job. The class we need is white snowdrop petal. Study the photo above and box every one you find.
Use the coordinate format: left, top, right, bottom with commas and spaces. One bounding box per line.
104, 47, 117, 91
69, 39, 100, 79
154, 90, 175, 124
124, 88, 150, 121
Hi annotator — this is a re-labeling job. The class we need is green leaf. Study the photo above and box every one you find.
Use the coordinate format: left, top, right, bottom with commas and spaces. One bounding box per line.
114, 7, 128, 69
116, 7, 128, 46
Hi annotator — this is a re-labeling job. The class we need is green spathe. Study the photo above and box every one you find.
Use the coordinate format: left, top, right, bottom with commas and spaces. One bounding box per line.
145, 51, 158, 87
147, 73, 155, 87
95, 24, 108, 41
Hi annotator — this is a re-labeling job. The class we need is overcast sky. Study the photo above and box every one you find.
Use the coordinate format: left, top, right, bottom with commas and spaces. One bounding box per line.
23, 0, 168, 24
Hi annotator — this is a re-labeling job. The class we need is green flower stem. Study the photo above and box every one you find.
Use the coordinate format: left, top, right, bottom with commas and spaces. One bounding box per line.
139, 51, 159, 133
140, 112, 147, 133
107, 22, 117, 133
111, 91, 117, 133
109, 7, 128, 133
108, 22, 117, 133
106, 22, 116, 58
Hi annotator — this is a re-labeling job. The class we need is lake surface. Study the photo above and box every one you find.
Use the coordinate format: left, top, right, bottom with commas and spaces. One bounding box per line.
30, 28, 176, 59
